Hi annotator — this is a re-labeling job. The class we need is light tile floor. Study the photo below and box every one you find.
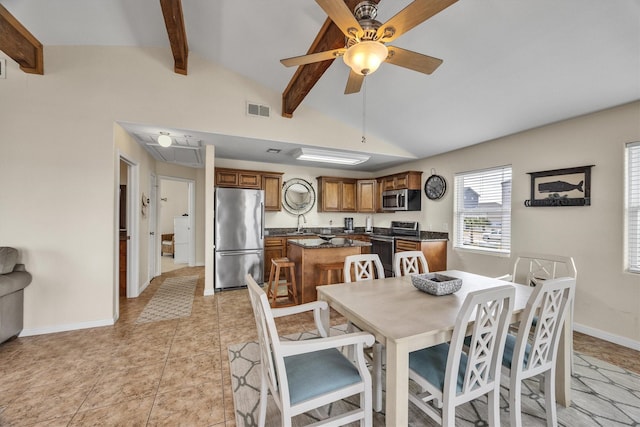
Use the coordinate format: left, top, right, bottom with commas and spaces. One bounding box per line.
0, 267, 637, 426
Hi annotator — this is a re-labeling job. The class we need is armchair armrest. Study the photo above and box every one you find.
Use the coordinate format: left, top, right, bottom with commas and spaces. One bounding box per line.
273, 300, 329, 337
279, 331, 375, 357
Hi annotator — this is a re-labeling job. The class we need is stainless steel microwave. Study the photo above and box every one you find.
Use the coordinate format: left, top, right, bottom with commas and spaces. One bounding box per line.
381, 189, 421, 211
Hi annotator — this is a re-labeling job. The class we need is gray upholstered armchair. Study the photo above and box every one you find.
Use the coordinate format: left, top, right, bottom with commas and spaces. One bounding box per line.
0, 247, 32, 344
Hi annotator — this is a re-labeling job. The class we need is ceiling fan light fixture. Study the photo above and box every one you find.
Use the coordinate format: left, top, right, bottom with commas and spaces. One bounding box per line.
293, 147, 370, 165
343, 41, 388, 75
158, 132, 172, 147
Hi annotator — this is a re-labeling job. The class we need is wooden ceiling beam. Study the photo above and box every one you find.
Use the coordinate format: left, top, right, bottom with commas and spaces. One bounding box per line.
281, 0, 380, 118
160, 0, 188, 75
0, 4, 43, 74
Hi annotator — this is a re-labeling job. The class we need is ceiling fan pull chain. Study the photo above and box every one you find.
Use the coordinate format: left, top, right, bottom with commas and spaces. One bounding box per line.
362, 77, 367, 144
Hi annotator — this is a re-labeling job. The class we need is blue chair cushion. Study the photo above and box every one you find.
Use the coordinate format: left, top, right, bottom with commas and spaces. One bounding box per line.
284, 348, 362, 405
501, 333, 532, 369
409, 343, 468, 393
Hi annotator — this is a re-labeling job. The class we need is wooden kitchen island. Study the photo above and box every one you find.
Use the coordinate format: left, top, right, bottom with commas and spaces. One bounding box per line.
287, 238, 371, 303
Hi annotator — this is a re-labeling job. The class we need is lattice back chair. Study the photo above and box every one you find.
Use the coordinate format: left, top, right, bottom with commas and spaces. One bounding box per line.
502, 252, 577, 374
408, 285, 515, 426
506, 252, 576, 285
393, 251, 429, 277
246, 275, 374, 427
343, 254, 385, 283
342, 253, 386, 411
502, 277, 575, 427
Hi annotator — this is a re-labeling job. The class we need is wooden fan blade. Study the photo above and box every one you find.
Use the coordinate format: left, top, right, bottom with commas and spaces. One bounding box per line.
376, 0, 458, 43
281, 49, 346, 67
345, 70, 365, 94
316, 0, 363, 39
385, 46, 443, 74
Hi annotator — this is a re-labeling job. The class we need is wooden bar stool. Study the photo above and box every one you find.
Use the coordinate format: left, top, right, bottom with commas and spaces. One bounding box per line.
316, 261, 344, 286
266, 257, 298, 307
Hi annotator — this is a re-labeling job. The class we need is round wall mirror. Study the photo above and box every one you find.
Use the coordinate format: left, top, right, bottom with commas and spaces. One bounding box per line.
282, 178, 316, 215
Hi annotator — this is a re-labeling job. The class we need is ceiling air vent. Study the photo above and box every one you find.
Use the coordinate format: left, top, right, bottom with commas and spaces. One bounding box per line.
247, 102, 270, 118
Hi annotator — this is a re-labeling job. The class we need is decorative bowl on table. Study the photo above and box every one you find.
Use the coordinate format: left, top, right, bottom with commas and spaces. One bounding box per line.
411, 273, 462, 296
318, 234, 335, 242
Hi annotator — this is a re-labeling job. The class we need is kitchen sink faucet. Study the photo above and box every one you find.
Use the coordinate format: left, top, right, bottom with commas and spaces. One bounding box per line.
297, 214, 306, 232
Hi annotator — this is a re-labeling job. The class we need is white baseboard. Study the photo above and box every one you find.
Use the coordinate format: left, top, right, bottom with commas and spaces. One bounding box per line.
574, 322, 640, 351
20, 317, 115, 337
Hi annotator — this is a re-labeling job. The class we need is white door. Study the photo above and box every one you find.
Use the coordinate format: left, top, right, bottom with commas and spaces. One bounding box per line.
174, 216, 189, 263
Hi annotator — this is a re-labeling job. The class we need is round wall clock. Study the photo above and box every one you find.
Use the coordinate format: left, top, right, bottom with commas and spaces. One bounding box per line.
424, 174, 447, 200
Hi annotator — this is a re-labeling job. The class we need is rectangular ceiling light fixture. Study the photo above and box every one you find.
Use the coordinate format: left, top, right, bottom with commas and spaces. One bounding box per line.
293, 148, 370, 165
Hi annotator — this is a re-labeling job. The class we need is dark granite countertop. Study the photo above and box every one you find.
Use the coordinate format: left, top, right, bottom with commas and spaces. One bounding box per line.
266, 227, 448, 241
287, 237, 372, 249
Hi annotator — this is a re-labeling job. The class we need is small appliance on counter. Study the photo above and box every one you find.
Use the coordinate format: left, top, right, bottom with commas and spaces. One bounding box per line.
344, 217, 354, 233
365, 216, 373, 232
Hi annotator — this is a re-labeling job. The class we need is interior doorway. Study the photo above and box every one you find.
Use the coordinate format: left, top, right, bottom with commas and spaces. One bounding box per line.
116, 154, 140, 314
158, 177, 193, 273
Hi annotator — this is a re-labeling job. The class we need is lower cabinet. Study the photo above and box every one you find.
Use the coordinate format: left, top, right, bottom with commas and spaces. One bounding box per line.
395, 239, 447, 272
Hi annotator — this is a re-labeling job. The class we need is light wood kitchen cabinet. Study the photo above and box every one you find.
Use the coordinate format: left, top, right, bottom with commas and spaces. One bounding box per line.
215, 167, 283, 211
316, 176, 357, 212
379, 171, 423, 191
262, 173, 283, 211
357, 179, 377, 213
395, 238, 447, 272
215, 168, 261, 189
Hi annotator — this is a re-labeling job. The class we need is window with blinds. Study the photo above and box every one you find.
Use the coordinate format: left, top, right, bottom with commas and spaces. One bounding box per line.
626, 142, 640, 273
454, 166, 512, 255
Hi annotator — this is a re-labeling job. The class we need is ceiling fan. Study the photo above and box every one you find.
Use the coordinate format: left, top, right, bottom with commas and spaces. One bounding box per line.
280, 0, 458, 95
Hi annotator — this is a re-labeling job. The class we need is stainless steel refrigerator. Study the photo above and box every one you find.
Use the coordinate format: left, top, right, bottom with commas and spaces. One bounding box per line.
214, 187, 264, 290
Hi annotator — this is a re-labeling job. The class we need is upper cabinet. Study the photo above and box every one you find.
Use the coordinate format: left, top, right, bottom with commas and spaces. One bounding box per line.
379, 171, 423, 191
262, 173, 283, 211
215, 168, 283, 211
317, 176, 357, 212
356, 179, 377, 213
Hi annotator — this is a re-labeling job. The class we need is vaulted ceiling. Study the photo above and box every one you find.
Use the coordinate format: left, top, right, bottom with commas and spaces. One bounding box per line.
1, 0, 639, 170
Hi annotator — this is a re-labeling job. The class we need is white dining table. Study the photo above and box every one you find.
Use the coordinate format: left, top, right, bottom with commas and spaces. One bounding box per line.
316, 270, 572, 427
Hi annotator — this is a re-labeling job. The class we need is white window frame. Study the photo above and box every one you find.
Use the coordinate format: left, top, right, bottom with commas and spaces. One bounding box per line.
625, 142, 640, 273
453, 165, 512, 256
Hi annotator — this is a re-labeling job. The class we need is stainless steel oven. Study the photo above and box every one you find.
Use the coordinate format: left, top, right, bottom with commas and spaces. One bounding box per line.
370, 221, 420, 278
370, 234, 395, 278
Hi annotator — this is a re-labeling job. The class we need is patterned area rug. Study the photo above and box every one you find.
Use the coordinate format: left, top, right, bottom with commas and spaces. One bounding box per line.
135, 275, 198, 324
228, 326, 640, 426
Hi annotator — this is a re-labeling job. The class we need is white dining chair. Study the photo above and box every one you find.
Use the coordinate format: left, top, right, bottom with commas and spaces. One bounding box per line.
393, 250, 429, 276
408, 285, 515, 426
501, 276, 575, 427
503, 252, 577, 285
246, 274, 375, 427
343, 254, 385, 282
343, 253, 385, 411
499, 252, 577, 374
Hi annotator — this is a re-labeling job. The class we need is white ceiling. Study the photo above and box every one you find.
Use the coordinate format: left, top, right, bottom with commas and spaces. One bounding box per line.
3, 0, 639, 171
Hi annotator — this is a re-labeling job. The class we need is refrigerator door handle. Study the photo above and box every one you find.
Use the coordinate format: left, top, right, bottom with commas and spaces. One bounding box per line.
260, 202, 265, 240
219, 250, 263, 256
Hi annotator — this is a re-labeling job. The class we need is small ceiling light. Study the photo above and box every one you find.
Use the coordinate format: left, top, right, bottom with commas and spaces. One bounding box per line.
343, 41, 389, 76
293, 148, 370, 165
158, 132, 172, 147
